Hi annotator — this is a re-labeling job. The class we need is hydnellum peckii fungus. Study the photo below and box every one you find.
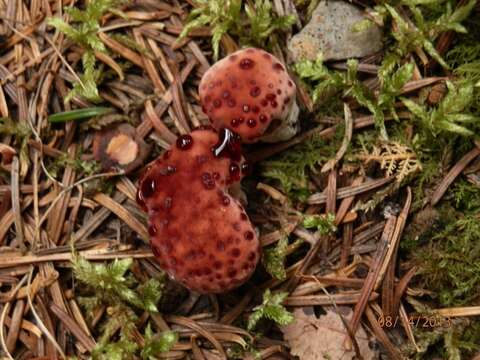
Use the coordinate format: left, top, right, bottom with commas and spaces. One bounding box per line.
199, 48, 298, 143
93, 123, 150, 174
137, 128, 260, 294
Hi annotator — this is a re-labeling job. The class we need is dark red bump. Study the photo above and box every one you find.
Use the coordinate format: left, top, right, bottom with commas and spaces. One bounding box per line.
259, 114, 268, 123
227, 99, 236, 107
227, 268, 237, 278
260, 99, 268, 107
239, 58, 255, 70
277, 89, 282, 95
266, 93, 276, 101
164, 197, 172, 209
247, 118, 257, 128
250, 86, 261, 97
288, 80, 293, 87
271, 101, 278, 108
273, 63, 284, 71
230, 248, 241, 257
252, 105, 260, 114
148, 224, 157, 236
151, 244, 161, 257
201, 172, 215, 190
217, 241, 225, 251
222, 195, 230, 206
248, 251, 256, 261
244, 231, 254, 241
213, 99, 222, 108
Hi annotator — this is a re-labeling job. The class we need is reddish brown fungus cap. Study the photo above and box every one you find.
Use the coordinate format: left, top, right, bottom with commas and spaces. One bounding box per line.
199, 48, 297, 143
137, 128, 260, 294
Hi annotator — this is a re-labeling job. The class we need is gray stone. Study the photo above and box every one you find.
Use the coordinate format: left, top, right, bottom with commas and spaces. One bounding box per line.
288, 0, 383, 62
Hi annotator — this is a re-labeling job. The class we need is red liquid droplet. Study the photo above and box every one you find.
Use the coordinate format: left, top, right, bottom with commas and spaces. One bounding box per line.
229, 163, 240, 181
271, 101, 278, 108
259, 114, 268, 123
247, 118, 257, 128
212, 128, 242, 161
239, 58, 255, 70
148, 224, 157, 236
241, 162, 251, 175
176, 134, 193, 150
141, 177, 156, 198
243, 104, 250, 113
231, 118, 240, 127
136, 190, 146, 210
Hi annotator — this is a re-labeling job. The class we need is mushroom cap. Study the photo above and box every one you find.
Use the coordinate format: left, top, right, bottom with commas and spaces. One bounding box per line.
93, 123, 150, 174
137, 128, 260, 294
199, 48, 297, 143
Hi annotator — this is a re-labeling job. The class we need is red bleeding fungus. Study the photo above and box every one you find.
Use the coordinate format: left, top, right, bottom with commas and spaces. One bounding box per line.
137, 129, 259, 294
199, 47, 297, 143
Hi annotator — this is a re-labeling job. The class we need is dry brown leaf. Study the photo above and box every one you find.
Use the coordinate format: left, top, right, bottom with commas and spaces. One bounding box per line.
281, 307, 376, 360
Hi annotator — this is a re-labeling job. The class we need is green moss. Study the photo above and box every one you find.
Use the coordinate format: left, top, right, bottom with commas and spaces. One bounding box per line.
48, 0, 126, 102
414, 207, 480, 306
260, 130, 340, 201
179, 0, 295, 60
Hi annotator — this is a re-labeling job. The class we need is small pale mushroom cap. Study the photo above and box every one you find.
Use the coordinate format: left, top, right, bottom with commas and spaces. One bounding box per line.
199, 48, 298, 143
